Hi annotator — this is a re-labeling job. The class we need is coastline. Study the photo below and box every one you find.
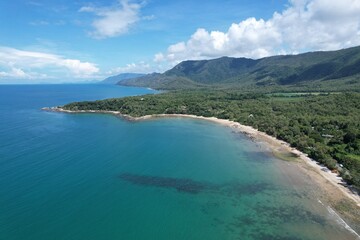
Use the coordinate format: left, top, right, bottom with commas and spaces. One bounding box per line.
43, 106, 360, 234
141, 115, 360, 207
42, 107, 360, 206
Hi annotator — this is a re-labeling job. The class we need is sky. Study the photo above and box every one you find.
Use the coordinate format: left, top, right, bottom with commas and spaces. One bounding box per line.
0, 0, 360, 83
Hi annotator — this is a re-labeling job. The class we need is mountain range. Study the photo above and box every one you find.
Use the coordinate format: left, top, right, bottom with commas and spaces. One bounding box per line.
115, 46, 360, 91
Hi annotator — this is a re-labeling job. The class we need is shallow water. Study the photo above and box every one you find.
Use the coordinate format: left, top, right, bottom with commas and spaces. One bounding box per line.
0, 84, 358, 240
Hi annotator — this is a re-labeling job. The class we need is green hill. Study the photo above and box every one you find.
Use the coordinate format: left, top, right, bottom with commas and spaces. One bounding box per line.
101, 73, 145, 84
118, 73, 206, 90
119, 46, 360, 91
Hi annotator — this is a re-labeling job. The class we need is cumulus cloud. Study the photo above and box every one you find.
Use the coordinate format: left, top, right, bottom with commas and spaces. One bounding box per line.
0, 46, 99, 80
0, 67, 48, 80
107, 61, 152, 74
0, 67, 29, 78
155, 0, 360, 66
79, 0, 142, 39
108, 60, 171, 75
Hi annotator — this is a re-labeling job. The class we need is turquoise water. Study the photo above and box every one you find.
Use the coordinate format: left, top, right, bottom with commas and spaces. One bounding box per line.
0, 85, 357, 240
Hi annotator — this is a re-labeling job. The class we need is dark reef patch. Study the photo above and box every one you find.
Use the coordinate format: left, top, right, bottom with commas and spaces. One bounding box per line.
118, 173, 218, 194
118, 173, 273, 196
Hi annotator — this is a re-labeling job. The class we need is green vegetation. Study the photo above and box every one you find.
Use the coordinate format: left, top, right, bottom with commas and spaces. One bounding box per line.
101, 73, 145, 84
119, 46, 360, 91
64, 91, 360, 191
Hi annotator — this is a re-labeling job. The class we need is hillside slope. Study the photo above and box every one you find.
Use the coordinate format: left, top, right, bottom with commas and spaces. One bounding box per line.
119, 46, 360, 91
101, 73, 145, 84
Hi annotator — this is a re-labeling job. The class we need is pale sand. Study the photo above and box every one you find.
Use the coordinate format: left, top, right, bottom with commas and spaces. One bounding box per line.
43, 107, 360, 207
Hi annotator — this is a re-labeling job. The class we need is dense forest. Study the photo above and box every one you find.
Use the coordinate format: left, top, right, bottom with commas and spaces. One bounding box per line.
63, 91, 360, 191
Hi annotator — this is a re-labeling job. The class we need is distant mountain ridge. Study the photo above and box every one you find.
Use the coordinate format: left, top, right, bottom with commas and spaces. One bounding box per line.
118, 46, 360, 91
101, 73, 145, 84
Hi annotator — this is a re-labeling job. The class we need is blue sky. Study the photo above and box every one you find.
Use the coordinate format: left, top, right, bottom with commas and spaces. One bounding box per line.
0, 0, 360, 83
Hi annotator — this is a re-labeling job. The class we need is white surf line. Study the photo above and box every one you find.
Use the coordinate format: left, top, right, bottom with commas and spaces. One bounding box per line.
318, 199, 360, 239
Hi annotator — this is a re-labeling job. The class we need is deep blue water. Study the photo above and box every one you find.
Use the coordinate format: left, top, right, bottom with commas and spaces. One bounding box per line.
0, 84, 357, 240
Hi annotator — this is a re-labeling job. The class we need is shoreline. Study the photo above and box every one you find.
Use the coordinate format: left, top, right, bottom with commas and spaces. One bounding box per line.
43, 106, 360, 235
42, 107, 360, 206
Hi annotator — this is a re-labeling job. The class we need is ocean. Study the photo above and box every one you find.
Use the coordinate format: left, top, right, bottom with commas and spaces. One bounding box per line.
0, 84, 357, 240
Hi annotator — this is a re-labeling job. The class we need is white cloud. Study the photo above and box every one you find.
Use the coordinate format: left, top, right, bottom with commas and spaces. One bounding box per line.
107, 60, 172, 75
29, 20, 67, 26
0, 67, 28, 78
154, 53, 165, 63
80, 0, 142, 39
142, 15, 155, 21
0, 67, 48, 79
58, 59, 99, 76
29, 20, 49, 26
0, 46, 99, 80
155, 0, 360, 66
107, 61, 151, 74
